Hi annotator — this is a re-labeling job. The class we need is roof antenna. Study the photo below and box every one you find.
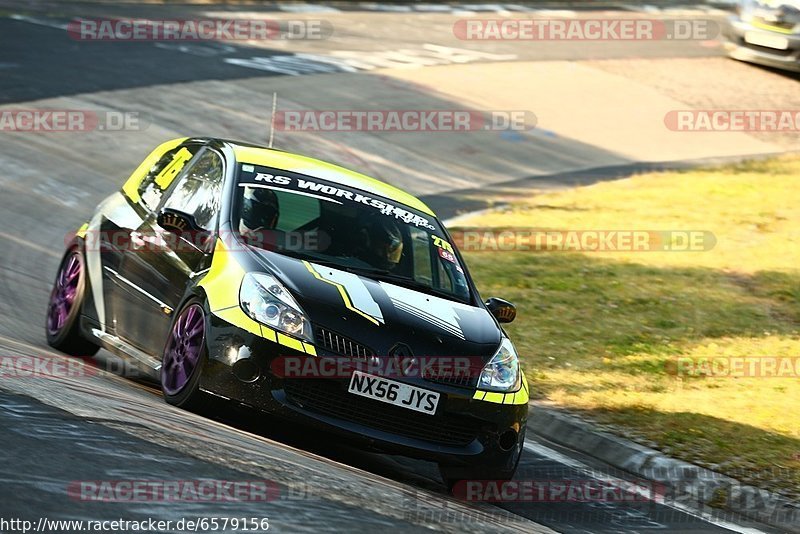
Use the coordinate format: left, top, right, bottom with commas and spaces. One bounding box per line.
268, 92, 277, 149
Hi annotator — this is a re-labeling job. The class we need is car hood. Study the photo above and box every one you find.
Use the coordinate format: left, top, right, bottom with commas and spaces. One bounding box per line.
246, 248, 502, 358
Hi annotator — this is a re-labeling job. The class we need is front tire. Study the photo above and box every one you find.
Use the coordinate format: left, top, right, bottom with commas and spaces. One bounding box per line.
161, 299, 209, 411
45, 248, 100, 356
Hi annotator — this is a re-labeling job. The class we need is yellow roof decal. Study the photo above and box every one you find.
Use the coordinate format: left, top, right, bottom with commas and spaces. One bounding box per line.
231, 145, 434, 216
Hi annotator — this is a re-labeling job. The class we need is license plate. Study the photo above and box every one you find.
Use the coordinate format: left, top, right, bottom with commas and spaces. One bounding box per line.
744, 30, 789, 50
348, 371, 440, 415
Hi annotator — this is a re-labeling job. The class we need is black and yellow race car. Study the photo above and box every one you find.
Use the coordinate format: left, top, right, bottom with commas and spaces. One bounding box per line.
45, 137, 529, 485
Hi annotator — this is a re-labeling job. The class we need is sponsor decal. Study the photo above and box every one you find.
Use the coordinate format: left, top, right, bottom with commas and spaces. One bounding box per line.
241, 167, 437, 230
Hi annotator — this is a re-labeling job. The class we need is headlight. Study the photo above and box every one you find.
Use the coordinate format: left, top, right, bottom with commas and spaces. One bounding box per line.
240, 273, 312, 342
478, 337, 521, 392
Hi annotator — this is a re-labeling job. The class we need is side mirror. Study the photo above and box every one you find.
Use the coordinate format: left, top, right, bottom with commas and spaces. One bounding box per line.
485, 297, 516, 323
157, 208, 202, 233
157, 208, 213, 253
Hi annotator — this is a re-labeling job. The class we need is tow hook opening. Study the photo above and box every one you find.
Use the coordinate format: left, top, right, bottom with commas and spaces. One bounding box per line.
498, 429, 518, 451
233, 359, 260, 383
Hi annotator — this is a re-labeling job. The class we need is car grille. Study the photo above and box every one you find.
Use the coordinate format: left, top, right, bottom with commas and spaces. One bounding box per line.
315, 326, 479, 388
425, 373, 477, 388
315, 327, 373, 360
284, 379, 478, 446
423, 361, 482, 388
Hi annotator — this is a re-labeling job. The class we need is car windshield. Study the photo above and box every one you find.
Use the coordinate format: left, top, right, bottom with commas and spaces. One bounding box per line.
234, 164, 471, 303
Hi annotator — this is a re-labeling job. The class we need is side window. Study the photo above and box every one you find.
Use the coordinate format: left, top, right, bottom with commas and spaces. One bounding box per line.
435, 257, 454, 292
409, 227, 433, 284
162, 149, 224, 231
138, 145, 197, 212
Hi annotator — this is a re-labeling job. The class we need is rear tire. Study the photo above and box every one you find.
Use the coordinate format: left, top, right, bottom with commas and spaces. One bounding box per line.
45, 248, 100, 357
161, 298, 210, 412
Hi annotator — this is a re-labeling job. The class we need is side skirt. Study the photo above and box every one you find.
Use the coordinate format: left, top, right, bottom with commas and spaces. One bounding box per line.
90, 328, 162, 380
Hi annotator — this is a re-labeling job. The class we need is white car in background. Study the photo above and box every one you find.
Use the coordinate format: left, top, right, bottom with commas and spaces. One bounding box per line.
724, 0, 800, 71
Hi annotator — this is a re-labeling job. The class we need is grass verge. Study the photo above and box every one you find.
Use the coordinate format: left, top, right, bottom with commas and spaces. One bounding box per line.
457, 155, 800, 499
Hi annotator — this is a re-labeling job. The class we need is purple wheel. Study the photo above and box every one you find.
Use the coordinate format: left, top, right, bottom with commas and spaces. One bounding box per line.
45, 249, 99, 356
47, 253, 81, 337
161, 303, 206, 397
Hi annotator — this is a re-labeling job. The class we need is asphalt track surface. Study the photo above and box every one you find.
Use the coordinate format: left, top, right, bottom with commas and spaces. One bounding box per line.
0, 3, 794, 533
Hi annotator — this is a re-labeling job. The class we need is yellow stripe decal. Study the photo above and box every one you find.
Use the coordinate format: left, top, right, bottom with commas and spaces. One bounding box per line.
122, 137, 187, 203
213, 307, 262, 338
752, 21, 793, 34
261, 326, 278, 343
154, 146, 193, 189
302, 261, 380, 326
484, 392, 505, 403
473, 371, 530, 404
76, 222, 89, 239
302, 343, 317, 356
277, 333, 304, 352
198, 239, 245, 312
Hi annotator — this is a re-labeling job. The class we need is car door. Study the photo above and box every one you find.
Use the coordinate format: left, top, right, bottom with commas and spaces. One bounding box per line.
113, 146, 225, 355
98, 139, 201, 337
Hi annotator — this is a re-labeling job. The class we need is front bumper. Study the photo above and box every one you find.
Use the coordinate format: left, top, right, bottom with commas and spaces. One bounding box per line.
201, 310, 527, 471
723, 18, 800, 72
